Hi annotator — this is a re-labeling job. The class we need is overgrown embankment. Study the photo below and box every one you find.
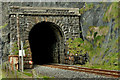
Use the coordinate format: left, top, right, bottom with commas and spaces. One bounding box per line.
67, 2, 119, 70
1, 61, 53, 79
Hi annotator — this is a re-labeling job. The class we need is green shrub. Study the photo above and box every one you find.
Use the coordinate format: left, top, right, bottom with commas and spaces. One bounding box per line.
10, 42, 19, 55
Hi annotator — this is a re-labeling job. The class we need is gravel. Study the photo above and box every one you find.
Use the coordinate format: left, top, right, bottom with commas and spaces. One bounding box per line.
33, 64, 111, 78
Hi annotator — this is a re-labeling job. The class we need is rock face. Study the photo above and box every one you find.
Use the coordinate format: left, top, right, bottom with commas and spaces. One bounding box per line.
80, 3, 110, 38
0, 2, 118, 66
80, 2, 119, 65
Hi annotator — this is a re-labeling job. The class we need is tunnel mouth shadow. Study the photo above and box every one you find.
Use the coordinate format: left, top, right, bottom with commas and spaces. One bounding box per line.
29, 21, 63, 65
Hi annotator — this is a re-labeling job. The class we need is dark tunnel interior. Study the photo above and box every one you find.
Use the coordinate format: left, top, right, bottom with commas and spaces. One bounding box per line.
29, 21, 60, 65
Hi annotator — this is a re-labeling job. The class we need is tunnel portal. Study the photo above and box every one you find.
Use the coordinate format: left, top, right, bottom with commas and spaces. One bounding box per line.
8, 7, 80, 65
29, 21, 63, 65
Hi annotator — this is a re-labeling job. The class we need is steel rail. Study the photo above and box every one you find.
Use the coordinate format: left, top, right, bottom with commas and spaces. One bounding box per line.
42, 64, 120, 78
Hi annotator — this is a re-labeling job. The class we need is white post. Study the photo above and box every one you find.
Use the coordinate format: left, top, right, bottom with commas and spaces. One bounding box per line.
21, 41, 24, 72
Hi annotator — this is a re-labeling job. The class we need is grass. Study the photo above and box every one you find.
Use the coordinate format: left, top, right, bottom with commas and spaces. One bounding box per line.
23, 72, 33, 77
1, 68, 32, 78
41, 76, 55, 80
78, 63, 118, 70
2, 69, 14, 78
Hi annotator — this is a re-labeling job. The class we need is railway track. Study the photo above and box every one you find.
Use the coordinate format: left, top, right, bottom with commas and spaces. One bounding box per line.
42, 64, 120, 78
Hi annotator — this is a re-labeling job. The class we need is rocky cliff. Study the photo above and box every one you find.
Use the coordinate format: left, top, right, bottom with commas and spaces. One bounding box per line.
80, 2, 119, 69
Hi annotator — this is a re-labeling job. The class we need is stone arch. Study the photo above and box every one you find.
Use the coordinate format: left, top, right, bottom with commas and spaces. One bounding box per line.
28, 21, 65, 65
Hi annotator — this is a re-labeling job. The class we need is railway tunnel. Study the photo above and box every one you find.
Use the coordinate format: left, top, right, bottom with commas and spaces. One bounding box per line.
29, 21, 64, 65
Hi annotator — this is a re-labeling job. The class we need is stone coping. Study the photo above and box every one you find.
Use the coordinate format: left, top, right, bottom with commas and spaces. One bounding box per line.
10, 6, 81, 16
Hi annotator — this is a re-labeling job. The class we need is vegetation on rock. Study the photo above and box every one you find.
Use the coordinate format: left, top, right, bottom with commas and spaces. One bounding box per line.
77, 2, 119, 70
66, 23, 118, 70
79, 2, 94, 14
